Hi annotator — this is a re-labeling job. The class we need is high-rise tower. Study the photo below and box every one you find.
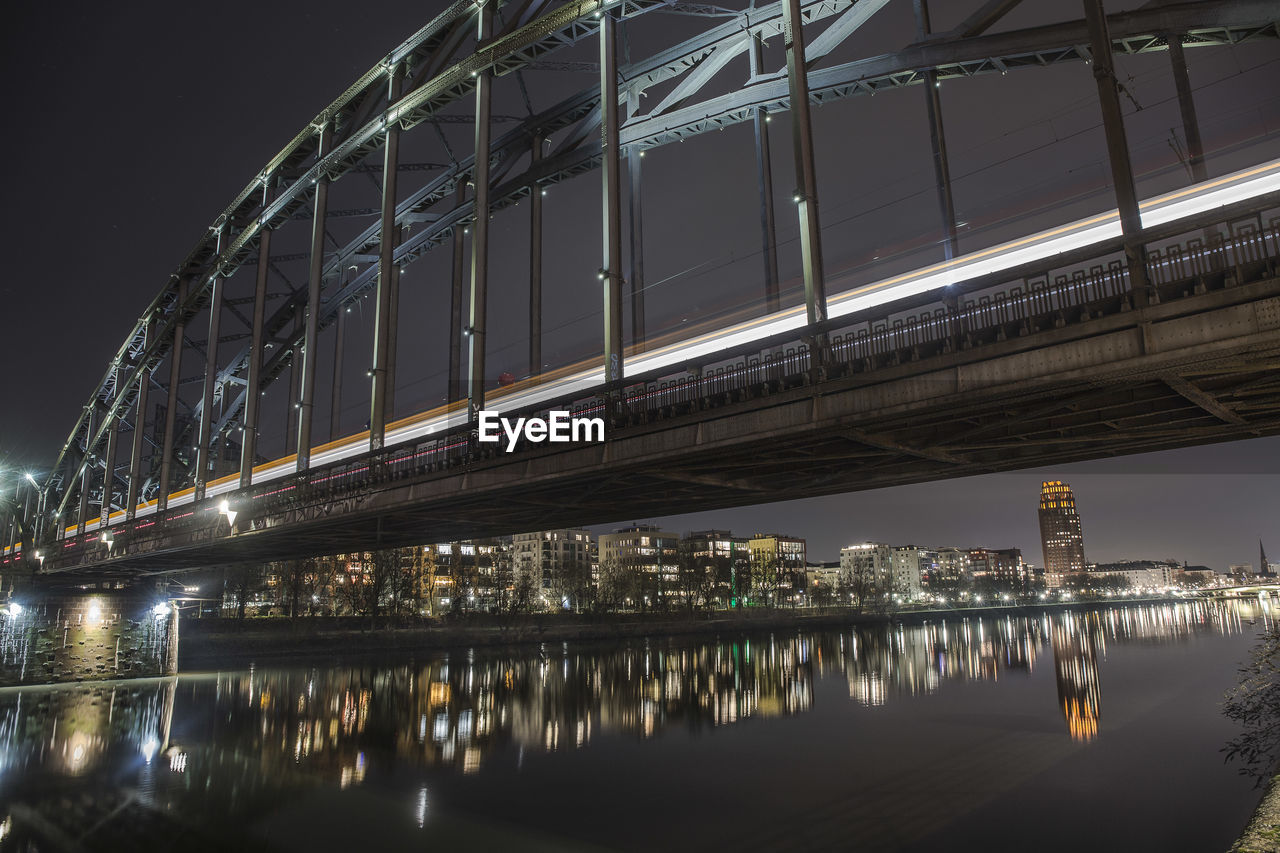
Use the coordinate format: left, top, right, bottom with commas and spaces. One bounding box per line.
1039, 481, 1086, 575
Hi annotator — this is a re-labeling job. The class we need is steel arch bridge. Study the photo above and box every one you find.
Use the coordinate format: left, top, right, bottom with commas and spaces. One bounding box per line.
5, 0, 1280, 575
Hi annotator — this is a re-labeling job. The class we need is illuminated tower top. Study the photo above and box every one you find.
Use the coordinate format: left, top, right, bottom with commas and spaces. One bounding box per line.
1038, 481, 1086, 576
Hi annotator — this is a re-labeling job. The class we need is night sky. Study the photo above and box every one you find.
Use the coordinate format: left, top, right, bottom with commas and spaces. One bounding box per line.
1, 0, 1277, 568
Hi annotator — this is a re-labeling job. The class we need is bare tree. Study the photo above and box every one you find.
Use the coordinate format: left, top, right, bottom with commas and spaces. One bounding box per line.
633, 552, 664, 613
310, 555, 340, 615
384, 547, 421, 616
344, 549, 400, 618
551, 554, 592, 612
751, 553, 784, 607
511, 572, 536, 614
596, 559, 637, 613
838, 564, 884, 614
675, 551, 709, 613
926, 569, 970, 600
488, 549, 514, 613
281, 557, 318, 619
702, 554, 731, 609
224, 564, 266, 619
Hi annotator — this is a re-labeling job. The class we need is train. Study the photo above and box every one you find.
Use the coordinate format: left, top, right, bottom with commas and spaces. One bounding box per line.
43, 155, 1280, 541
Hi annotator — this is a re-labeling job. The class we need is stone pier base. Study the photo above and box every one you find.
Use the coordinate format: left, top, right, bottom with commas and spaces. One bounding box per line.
0, 590, 178, 686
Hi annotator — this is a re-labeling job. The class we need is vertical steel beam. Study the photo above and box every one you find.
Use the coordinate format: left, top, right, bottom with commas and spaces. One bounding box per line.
195, 267, 224, 501
20, 485, 30, 550
1167, 37, 1208, 184
7, 494, 18, 553
530, 133, 544, 379
125, 323, 151, 520
241, 221, 272, 486
286, 304, 303, 452
1082, 0, 1150, 304
370, 63, 404, 449
468, 0, 494, 418
76, 408, 95, 536
601, 12, 625, 385
9, 485, 21, 552
449, 184, 466, 401
297, 124, 332, 472
387, 224, 407, 417
922, 82, 957, 257
330, 287, 348, 441
914, 0, 962, 348
10, 484, 19, 547
749, 35, 781, 312
158, 277, 188, 512
23, 487, 33, 548
9, 484, 23, 551
19, 482, 32, 548
782, 0, 828, 329
914, 0, 958, 260
627, 107, 647, 352
623, 22, 645, 351
34, 486, 47, 547
100, 404, 120, 527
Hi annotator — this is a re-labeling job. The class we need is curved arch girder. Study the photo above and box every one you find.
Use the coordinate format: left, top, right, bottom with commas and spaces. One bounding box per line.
43, 0, 1279, 524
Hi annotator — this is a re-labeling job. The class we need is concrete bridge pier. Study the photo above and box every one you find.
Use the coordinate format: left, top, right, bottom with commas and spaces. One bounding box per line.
1, 583, 178, 687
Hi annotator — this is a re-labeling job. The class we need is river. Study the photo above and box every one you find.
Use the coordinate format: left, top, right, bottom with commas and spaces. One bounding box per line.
0, 598, 1268, 851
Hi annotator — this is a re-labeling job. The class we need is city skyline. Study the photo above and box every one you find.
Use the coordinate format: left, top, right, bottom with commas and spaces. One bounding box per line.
595, 442, 1276, 569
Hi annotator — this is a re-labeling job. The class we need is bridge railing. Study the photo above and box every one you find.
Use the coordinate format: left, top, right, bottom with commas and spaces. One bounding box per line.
44, 206, 1280, 559
608, 208, 1278, 423
320, 205, 1280, 469
825, 211, 1278, 370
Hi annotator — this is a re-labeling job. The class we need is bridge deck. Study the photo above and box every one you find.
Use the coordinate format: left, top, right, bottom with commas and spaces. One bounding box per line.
29, 199, 1280, 574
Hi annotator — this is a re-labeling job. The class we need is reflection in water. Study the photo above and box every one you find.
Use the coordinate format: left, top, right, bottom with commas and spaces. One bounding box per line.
198, 637, 816, 785
844, 614, 1040, 708
1052, 612, 1102, 741
0, 677, 176, 781
0, 599, 1261, 848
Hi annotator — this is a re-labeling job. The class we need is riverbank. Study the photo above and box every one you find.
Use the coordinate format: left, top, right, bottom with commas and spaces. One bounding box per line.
1233, 776, 1280, 853
178, 595, 1186, 667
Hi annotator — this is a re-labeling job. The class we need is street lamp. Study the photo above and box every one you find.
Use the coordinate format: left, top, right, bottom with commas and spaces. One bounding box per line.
22, 474, 48, 546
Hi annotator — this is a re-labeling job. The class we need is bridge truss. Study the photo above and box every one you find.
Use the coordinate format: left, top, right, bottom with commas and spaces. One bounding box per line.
5, 0, 1280, 570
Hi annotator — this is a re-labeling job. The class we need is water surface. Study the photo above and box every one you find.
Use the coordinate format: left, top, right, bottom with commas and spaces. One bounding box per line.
0, 600, 1267, 851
